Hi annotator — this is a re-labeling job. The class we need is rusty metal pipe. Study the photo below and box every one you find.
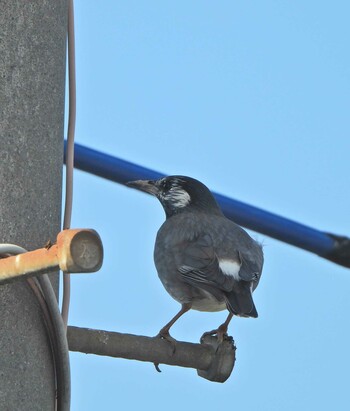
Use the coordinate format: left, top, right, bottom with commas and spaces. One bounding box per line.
0, 229, 103, 285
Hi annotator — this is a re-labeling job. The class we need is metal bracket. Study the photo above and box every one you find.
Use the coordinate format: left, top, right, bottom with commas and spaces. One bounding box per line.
0, 229, 103, 285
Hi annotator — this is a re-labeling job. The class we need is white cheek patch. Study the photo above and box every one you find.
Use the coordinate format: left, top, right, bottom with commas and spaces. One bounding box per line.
219, 259, 241, 281
164, 188, 191, 208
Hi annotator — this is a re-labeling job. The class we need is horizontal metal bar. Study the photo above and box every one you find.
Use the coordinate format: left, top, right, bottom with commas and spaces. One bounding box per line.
64, 142, 350, 268
0, 229, 103, 284
67, 326, 236, 383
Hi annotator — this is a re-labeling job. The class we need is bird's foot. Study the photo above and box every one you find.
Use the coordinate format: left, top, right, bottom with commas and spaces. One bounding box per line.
155, 329, 177, 354
201, 329, 227, 344
153, 329, 177, 373
200, 324, 231, 344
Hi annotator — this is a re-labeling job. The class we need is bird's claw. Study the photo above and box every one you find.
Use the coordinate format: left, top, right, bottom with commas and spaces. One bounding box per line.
155, 330, 177, 354
152, 330, 177, 372
200, 328, 230, 344
153, 362, 162, 373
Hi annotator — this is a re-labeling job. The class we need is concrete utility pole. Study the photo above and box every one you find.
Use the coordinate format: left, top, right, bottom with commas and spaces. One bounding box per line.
0, 1, 68, 409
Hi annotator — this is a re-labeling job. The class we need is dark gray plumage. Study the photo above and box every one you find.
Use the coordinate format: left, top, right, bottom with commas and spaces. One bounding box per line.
127, 176, 263, 341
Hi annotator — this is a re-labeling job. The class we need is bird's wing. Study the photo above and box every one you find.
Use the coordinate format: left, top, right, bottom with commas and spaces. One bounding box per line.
173, 233, 236, 293
174, 233, 260, 316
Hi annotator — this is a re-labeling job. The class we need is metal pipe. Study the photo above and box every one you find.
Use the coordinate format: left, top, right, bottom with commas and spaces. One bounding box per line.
64, 141, 350, 268
0, 229, 103, 285
67, 326, 236, 383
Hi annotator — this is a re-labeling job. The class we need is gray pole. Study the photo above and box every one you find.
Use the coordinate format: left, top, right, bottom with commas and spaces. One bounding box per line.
0, 1, 67, 409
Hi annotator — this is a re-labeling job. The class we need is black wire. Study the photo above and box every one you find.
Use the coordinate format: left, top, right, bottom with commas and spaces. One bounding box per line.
38, 275, 71, 411
0, 246, 71, 411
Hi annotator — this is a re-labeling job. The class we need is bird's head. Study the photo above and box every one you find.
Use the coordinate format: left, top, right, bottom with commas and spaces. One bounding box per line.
127, 176, 222, 218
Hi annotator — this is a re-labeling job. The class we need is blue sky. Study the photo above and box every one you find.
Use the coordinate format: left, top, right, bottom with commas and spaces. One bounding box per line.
66, 1, 350, 410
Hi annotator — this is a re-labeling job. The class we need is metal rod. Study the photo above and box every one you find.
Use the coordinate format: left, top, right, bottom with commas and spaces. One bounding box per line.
67, 326, 236, 383
0, 229, 103, 284
63, 141, 350, 267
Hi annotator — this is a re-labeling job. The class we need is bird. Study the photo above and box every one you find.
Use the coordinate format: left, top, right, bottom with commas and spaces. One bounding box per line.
127, 176, 263, 343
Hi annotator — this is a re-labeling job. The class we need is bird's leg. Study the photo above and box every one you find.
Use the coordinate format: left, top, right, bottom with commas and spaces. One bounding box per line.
201, 312, 234, 343
153, 303, 192, 372
156, 303, 192, 343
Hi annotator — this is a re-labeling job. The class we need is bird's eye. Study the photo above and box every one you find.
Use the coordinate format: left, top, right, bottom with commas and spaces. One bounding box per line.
161, 179, 172, 192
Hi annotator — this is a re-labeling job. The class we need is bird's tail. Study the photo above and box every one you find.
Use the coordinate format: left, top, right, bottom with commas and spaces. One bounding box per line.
224, 282, 258, 318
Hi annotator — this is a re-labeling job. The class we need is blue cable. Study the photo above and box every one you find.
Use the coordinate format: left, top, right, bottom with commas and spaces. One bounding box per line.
64, 141, 350, 268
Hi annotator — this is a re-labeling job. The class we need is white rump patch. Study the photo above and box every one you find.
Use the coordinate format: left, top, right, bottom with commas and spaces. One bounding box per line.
219, 259, 241, 281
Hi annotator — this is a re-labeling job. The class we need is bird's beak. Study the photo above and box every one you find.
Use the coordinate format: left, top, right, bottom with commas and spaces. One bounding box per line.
126, 179, 159, 196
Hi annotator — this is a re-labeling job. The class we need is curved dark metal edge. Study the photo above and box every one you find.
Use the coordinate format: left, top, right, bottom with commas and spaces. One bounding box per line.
323, 233, 350, 268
